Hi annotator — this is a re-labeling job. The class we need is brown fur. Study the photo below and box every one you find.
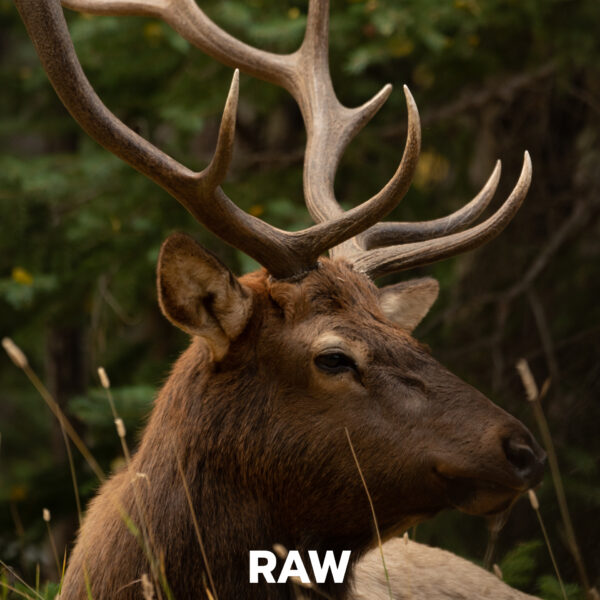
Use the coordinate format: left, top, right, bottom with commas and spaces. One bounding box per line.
60, 255, 544, 600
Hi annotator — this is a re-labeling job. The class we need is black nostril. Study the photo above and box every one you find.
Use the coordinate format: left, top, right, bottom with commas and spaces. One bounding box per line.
503, 436, 545, 484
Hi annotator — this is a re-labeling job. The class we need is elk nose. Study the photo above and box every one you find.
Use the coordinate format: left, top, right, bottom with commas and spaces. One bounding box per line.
503, 435, 546, 486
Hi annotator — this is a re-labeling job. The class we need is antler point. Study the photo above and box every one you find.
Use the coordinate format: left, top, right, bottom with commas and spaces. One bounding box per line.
521, 151, 533, 178
403, 85, 418, 112
230, 69, 240, 92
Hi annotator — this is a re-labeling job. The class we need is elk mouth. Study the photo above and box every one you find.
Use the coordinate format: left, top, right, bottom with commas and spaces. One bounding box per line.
433, 468, 526, 516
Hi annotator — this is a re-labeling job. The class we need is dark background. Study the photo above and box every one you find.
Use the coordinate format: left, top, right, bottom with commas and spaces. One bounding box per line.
0, 0, 598, 598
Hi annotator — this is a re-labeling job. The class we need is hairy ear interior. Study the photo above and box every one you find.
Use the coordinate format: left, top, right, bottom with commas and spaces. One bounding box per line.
157, 233, 253, 361
379, 277, 439, 333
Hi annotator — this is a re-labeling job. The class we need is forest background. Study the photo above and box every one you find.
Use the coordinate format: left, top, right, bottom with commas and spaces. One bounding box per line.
0, 0, 599, 598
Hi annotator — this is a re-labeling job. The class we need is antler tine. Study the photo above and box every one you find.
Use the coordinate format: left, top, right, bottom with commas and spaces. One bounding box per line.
360, 161, 501, 249
62, 0, 293, 85
15, 0, 424, 279
299, 86, 421, 259
62, 0, 166, 15
352, 153, 532, 279
17, 0, 533, 282
61, 0, 410, 238
296, 0, 395, 225
16, 0, 310, 277
295, 0, 419, 235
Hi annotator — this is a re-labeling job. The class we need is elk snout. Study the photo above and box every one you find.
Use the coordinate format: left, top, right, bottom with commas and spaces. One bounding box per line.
502, 433, 546, 488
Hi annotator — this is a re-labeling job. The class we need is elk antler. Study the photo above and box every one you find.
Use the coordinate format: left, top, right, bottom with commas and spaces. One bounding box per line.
15, 0, 422, 279
15, 0, 531, 281
352, 153, 531, 278
59, 0, 406, 227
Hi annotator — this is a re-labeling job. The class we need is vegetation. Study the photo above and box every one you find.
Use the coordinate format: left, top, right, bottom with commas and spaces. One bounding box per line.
1, 0, 599, 597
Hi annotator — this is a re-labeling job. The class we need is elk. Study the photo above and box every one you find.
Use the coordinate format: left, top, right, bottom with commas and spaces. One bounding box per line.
15, 0, 546, 598
353, 539, 540, 599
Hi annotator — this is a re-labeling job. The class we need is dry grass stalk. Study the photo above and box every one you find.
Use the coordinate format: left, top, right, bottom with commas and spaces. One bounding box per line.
2, 342, 133, 598
115, 418, 126, 439
141, 573, 154, 600
527, 488, 567, 600
97, 366, 110, 390
174, 449, 218, 600
2, 337, 28, 369
204, 587, 215, 600
0, 579, 38, 600
42, 509, 61, 579
517, 359, 594, 599
2, 338, 104, 481
273, 543, 288, 560
97, 367, 165, 600
4, 338, 94, 600
3, 339, 101, 595
483, 510, 510, 570
345, 427, 393, 600
515, 359, 538, 401
0, 559, 44, 600
493, 564, 503, 580
527, 489, 539, 511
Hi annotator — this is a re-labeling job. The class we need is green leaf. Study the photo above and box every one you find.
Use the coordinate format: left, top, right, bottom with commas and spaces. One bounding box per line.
499, 540, 542, 589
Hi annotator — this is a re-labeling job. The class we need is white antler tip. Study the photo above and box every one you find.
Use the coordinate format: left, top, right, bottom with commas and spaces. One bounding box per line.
402, 85, 419, 115
489, 159, 502, 179
483, 160, 502, 191
521, 151, 533, 180
229, 69, 240, 95
376, 83, 393, 103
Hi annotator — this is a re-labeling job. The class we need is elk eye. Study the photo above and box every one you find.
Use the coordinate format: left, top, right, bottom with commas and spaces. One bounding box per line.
315, 352, 357, 374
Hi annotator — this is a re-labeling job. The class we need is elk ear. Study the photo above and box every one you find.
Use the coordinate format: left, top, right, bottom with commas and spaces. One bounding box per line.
378, 277, 439, 333
157, 233, 253, 361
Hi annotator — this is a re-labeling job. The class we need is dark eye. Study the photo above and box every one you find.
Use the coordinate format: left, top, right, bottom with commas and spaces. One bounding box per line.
315, 352, 358, 374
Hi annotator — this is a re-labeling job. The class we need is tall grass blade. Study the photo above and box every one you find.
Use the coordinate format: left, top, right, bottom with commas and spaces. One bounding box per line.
345, 427, 393, 600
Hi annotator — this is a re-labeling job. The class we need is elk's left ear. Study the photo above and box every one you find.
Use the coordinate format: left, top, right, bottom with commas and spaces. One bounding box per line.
378, 277, 439, 333
157, 233, 253, 361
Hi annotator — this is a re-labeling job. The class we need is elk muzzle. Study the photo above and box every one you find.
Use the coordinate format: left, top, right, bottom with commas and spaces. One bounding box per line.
431, 404, 546, 516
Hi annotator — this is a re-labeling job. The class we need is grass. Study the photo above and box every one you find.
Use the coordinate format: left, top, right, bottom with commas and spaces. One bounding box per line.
1, 339, 171, 600
344, 427, 394, 600
517, 359, 598, 600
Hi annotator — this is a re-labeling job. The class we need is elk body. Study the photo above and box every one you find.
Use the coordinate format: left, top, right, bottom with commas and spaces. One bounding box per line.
15, 1, 546, 599
353, 539, 539, 600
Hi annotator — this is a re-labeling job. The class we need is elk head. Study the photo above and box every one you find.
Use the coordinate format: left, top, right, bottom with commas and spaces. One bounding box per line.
158, 236, 544, 527
15, 0, 545, 597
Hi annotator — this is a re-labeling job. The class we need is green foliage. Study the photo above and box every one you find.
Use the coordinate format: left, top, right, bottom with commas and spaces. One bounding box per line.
537, 576, 585, 600
0, 569, 61, 600
69, 385, 155, 429
500, 540, 542, 589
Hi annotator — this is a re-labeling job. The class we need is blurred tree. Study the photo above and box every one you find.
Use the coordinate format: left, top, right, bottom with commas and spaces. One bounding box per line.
1, 0, 599, 597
